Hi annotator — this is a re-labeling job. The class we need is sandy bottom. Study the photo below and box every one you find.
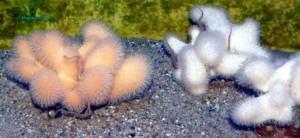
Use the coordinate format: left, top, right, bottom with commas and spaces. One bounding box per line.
0, 37, 299, 137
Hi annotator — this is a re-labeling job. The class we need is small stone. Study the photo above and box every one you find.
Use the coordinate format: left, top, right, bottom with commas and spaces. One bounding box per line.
130, 126, 135, 130
128, 133, 135, 137
48, 110, 56, 118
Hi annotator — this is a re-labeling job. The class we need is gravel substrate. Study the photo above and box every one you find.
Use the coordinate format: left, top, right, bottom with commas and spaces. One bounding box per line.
0, 37, 299, 137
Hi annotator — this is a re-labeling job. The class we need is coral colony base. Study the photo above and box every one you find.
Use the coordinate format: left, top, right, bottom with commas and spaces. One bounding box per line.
164, 4, 300, 127
6, 20, 153, 118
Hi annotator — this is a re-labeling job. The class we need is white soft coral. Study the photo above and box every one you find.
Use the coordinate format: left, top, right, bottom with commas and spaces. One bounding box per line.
232, 54, 300, 126
231, 81, 295, 126
230, 18, 270, 59
164, 4, 272, 94
164, 4, 300, 127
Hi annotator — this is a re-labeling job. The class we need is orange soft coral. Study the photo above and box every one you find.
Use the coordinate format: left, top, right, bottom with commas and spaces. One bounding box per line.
6, 20, 153, 118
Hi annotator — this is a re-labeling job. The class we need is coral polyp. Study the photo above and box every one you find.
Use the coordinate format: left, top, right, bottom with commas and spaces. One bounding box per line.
6, 20, 153, 118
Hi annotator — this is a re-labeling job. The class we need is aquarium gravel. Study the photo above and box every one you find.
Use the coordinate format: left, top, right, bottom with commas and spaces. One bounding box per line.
0, 37, 299, 137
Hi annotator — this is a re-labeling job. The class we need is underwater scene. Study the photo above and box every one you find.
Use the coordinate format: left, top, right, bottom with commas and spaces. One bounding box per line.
1, 0, 300, 137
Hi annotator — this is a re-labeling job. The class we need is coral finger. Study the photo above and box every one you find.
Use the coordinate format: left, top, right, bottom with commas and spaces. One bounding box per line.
231, 97, 266, 126
189, 5, 232, 38
29, 30, 44, 57
231, 81, 295, 127
62, 89, 86, 112
230, 18, 270, 59
12, 35, 35, 61
81, 20, 116, 40
35, 29, 69, 69
78, 36, 100, 63
6, 58, 44, 83
109, 54, 153, 103
179, 45, 209, 95
214, 52, 250, 78
163, 33, 187, 56
237, 57, 274, 91
84, 38, 124, 73
78, 66, 113, 106
194, 31, 226, 66
29, 69, 64, 108
188, 25, 201, 45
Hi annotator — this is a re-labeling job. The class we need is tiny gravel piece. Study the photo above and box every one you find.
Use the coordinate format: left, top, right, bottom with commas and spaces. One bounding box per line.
0, 37, 298, 137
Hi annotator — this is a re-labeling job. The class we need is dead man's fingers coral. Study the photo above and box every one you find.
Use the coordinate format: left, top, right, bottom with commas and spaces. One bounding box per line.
78, 66, 113, 106
6, 19, 154, 118
109, 54, 153, 104
188, 25, 201, 45
268, 81, 294, 109
81, 20, 117, 40
6, 35, 44, 83
162, 3, 300, 128
269, 54, 300, 86
231, 81, 295, 126
29, 30, 44, 52
178, 45, 209, 95
231, 97, 266, 126
78, 36, 100, 64
163, 34, 187, 56
83, 37, 124, 73
189, 5, 232, 43
231, 52, 300, 126
190, 5, 270, 60
12, 35, 36, 61
79, 20, 120, 65
35, 30, 71, 69
230, 18, 270, 59
29, 69, 64, 108
163, 33, 187, 67
194, 31, 226, 66
211, 52, 250, 78
62, 89, 86, 112
35, 30, 80, 90
236, 57, 275, 92
7, 59, 43, 83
